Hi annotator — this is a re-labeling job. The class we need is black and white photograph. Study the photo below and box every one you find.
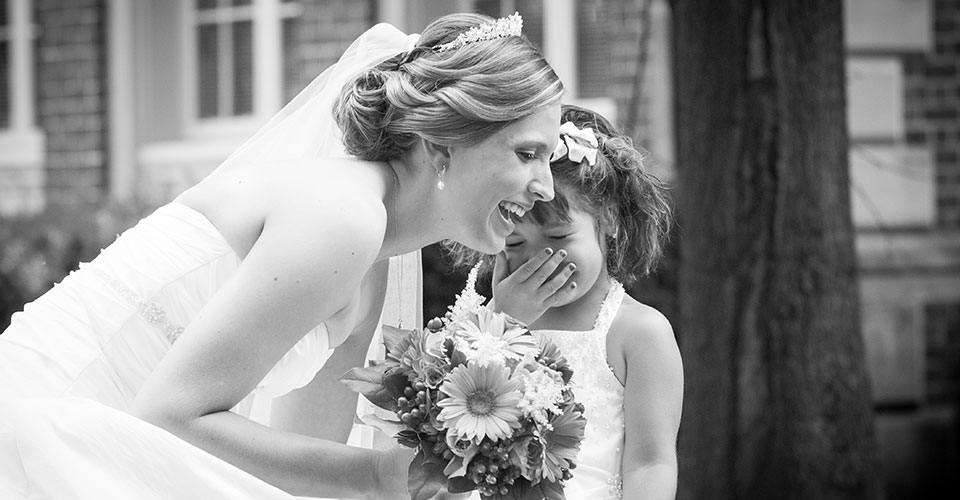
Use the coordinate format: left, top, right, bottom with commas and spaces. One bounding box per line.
0, 1, 956, 499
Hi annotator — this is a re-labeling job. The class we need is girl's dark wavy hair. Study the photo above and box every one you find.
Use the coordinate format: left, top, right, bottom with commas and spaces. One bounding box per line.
444, 104, 674, 286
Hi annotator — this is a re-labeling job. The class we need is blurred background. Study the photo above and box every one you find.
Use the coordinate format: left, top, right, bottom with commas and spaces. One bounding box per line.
0, 0, 956, 498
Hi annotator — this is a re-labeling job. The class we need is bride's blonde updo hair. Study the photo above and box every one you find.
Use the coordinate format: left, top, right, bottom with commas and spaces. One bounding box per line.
334, 13, 564, 161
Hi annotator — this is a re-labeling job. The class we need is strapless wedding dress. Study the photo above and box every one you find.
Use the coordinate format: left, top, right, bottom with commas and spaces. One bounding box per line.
535, 282, 626, 500
0, 202, 337, 499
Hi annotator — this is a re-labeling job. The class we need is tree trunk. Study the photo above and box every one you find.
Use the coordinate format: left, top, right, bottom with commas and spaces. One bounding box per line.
670, 1, 883, 499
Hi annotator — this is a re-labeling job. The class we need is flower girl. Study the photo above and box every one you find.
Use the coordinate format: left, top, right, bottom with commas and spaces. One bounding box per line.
453, 104, 682, 499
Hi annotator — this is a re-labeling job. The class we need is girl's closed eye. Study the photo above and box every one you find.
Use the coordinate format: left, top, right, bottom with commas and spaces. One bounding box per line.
516, 150, 538, 162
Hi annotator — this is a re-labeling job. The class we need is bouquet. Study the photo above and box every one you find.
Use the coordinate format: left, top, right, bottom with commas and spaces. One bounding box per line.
341, 267, 586, 500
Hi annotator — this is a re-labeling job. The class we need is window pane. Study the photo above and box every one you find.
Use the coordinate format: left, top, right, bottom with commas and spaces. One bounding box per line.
0, 40, 8, 128
232, 0, 252, 6
196, 0, 218, 11
0, 0, 8, 27
232, 20, 253, 115
198, 23, 219, 118
577, 0, 610, 98
282, 16, 301, 102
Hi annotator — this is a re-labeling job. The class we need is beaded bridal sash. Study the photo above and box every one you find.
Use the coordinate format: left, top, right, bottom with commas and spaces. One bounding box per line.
82, 263, 185, 344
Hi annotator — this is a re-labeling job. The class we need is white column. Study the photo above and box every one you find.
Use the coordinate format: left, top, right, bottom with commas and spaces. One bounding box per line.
10, 0, 34, 131
254, 0, 281, 117
180, 0, 196, 130
541, 0, 577, 98
108, 0, 137, 200
1, 0, 45, 214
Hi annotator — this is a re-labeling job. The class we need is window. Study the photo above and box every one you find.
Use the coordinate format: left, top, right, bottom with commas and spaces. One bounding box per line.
192, 0, 301, 121
194, 0, 254, 119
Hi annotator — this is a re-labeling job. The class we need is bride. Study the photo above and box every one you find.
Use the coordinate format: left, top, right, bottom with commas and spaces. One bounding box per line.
0, 12, 562, 500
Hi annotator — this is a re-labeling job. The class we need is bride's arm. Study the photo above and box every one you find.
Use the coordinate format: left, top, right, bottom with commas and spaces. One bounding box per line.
270, 259, 390, 442
130, 195, 404, 499
618, 305, 683, 500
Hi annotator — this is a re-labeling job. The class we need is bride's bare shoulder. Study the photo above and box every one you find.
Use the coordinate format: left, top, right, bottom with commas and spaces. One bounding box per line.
176, 158, 388, 258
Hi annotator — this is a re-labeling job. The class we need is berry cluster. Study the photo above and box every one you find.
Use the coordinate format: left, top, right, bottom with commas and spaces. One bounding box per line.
396, 381, 443, 444
466, 440, 520, 497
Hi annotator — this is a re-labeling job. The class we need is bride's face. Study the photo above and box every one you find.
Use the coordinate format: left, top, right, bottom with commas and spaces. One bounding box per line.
444, 102, 561, 254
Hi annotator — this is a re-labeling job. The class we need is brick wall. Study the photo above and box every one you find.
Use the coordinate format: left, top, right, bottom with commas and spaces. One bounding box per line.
903, 0, 960, 228
34, 0, 108, 208
603, 0, 650, 142
284, 0, 375, 102
925, 302, 960, 404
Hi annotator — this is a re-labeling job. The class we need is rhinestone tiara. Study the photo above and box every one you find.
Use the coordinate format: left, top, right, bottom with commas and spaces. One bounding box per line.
434, 12, 523, 53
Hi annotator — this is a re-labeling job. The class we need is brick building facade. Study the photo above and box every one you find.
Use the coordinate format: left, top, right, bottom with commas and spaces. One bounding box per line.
34, 0, 108, 207
905, 0, 960, 229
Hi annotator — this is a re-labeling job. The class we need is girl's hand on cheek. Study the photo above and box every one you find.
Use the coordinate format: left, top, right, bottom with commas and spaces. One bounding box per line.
488, 249, 577, 325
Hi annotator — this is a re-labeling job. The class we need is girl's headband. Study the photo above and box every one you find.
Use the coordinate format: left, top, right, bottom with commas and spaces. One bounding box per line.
550, 121, 599, 166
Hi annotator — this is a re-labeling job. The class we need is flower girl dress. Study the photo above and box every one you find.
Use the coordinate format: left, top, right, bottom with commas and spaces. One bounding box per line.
535, 282, 626, 500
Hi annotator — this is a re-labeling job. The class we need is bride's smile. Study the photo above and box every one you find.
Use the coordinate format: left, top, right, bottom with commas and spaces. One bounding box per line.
441, 102, 561, 254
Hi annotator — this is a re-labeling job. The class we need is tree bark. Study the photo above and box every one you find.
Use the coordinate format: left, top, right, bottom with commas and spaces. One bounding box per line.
670, 1, 883, 499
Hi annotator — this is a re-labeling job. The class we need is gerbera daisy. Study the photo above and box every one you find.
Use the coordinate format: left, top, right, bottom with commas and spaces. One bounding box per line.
438, 363, 523, 442
541, 405, 586, 482
454, 307, 538, 362
388, 327, 445, 377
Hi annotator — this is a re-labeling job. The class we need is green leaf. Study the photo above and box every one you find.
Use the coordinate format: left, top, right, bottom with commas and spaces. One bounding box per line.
540, 480, 566, 500
396, 429, 421, 448
500, 477, 535, 500
383, 368, 412, 400
447, 475, 476, 494
381, 324, 409, 354
339, 364, 399, 412
408, 449, 447, 500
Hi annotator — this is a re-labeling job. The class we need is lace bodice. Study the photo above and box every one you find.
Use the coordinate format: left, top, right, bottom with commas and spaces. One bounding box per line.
534, 282, 625, 500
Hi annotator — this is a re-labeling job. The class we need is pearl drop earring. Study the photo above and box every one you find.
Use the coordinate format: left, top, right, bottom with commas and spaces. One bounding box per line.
436, 164, 446, 190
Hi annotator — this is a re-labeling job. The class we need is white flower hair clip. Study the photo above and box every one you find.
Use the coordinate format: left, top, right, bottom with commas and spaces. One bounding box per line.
434, 12, 523, 53
550, 121, 599, 166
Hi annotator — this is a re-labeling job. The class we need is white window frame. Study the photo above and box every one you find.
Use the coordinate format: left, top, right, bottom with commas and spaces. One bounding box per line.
180, 0, 301, 140
136, 0, 301, 202
0, 0, 45, 215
